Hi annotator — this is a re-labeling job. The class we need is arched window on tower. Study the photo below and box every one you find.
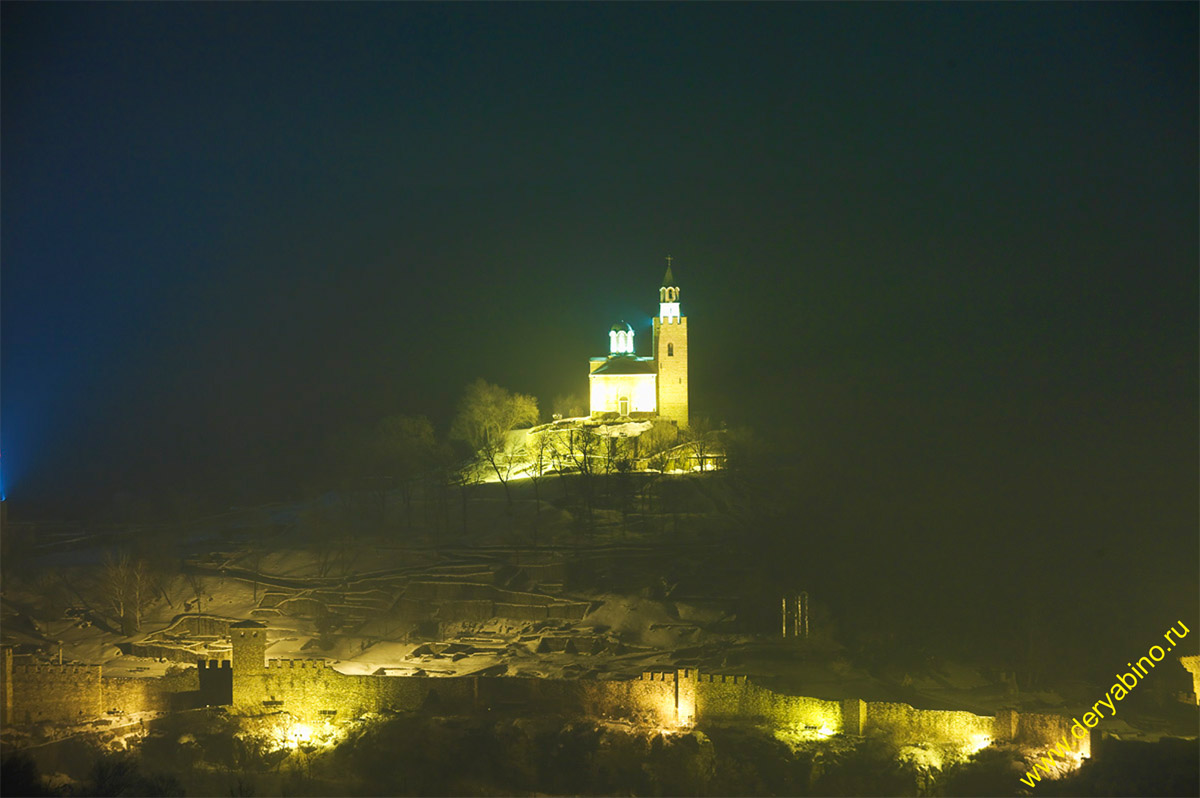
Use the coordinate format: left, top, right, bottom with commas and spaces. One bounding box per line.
667, 343, 674, 357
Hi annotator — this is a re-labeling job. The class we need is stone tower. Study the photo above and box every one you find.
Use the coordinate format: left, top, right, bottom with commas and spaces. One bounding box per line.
230, 620, 267, 674
230, 620, 266, 710
653, 263, 689, 428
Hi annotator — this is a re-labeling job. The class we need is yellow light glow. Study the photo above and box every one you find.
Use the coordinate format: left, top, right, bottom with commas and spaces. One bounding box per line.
965, 733, 991, 755
817, 724, 834, 738
287, 723, 313, 748
589, 373, 656, 415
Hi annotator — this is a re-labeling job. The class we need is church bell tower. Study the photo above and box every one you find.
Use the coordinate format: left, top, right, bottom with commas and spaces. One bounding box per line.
653, 259, 689, 427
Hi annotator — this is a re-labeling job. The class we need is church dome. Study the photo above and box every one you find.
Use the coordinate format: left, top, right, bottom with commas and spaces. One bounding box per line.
609, 321, 635, 354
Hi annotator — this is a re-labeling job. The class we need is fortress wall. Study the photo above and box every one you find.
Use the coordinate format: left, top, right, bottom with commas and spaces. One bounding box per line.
232, 669, 676, 728
198, 660, 232, 706
695, 676, 841, 729
1181, 655, 1200, 704
580, 677, 677, 726
7, 664, 103, 724
476, 676, 584, 717
1013, 711, 1091, 757
755, 687, 841, 729
863, 702, 993, 745
234, 661, 479, 722
101, 676, 174, 714
7, 638, 1088, 759
354, 672, 476, 720
692, 675, 750, 720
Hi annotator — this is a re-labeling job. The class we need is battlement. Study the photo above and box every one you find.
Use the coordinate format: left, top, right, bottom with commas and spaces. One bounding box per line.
199, 659, 231, 670
640, 670, 676, 682
637, 669, 742, 684
266, 659, 329, 670
11, 663, 101, 677
698, 673, 746, 684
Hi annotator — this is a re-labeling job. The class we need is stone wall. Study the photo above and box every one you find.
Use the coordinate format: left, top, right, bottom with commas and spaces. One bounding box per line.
1180, 655, 1200, 705
695, 674, 841, 730
234, 658, 476, 722
1005, 710, 1091, 757
198, 660, 232, 706
231, 658, 680, 727
4, 628, 1088, 758
863, 701, 993, 745
6, 662, 103, 725
101, 677, 173, 715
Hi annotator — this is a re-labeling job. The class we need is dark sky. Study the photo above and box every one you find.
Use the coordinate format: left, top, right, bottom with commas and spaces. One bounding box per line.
2, 3, 1196, 526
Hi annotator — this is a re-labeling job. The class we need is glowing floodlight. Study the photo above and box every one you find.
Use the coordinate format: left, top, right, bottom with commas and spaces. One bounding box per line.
966, 733, 991, 755
286, 723, 313, 748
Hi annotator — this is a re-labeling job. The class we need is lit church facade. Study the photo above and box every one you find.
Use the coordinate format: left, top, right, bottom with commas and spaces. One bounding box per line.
588, 264, 689, 427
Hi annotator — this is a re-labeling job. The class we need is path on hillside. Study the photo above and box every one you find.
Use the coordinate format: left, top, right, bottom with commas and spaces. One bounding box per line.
182, 540, 728, 592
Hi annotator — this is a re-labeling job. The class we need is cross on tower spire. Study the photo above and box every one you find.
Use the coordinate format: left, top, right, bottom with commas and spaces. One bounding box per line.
662, 256, 676, 288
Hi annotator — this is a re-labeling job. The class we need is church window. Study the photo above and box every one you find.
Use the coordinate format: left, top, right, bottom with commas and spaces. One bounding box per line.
667, 343, 674, 357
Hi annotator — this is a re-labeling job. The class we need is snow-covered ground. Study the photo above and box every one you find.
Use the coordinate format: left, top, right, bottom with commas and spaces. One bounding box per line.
3, 478, 1195, 749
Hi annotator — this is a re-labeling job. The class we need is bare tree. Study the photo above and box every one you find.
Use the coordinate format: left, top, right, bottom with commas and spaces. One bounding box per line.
101, 552, 157, 634
375, 414, 436, 529
639, 421, 679, 469
685, 417, 717, 471
523, 428, 557, 547
433, 440, 473, 538
548, 424, 602, 535
331, 415, 438, 526
450, 379, 539, 508
184, 571, 205, 616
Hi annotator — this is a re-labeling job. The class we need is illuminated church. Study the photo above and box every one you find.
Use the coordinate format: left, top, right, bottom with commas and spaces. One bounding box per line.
588, 263, 689, 427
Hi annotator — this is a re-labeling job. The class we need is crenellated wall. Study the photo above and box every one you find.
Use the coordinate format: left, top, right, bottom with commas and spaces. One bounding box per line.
4, 662, 103, 725
234, 657, 475, 722
198, 659, 233, 706
1, 646, 204, 725
2, 631, 1090, 760
695, 673, 841, 730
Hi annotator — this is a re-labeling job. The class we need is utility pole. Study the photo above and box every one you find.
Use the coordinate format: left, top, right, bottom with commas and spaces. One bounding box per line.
798, 592, 809, 639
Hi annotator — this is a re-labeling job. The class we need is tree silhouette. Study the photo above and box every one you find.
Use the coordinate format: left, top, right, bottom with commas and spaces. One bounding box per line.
450, 379, 539, 508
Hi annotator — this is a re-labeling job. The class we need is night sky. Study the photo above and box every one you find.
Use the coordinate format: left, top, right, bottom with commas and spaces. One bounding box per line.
3, 1, 1196, 539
